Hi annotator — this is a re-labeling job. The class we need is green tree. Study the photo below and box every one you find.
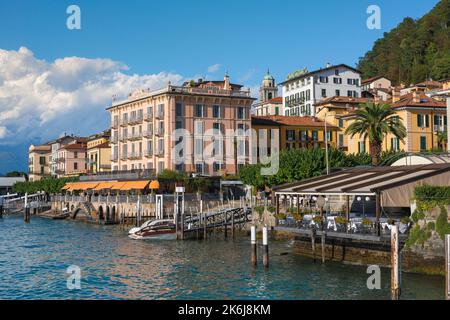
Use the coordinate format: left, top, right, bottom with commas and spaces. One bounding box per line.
345, 102, 407, 166
437, 131, 448, 151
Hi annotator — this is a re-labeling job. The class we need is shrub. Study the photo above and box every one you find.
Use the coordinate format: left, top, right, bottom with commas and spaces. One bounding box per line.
362, 218, 373, 226
436, 206, 450, 240
254, 206, 264, 218
267, 206, 275, 214
335, 216, 348, 225
427, 221, 435, 231
400, 216, 411, 224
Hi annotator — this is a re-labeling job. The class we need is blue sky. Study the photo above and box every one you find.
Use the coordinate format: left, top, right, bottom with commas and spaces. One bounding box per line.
0, 0, 441, 174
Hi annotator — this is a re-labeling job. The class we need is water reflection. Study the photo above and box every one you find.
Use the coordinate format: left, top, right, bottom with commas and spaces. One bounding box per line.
0, 215, 444, 300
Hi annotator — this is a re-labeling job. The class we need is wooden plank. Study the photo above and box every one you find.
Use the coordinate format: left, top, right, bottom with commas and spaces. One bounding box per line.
391, 225, 401, 300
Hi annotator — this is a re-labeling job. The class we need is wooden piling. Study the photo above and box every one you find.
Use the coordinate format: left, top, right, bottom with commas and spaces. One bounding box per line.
445, 234, 450, 300
263, 226, 269, 268
311, 228, 316, 263
391, 225, 401, 300
231, 210, 235, 238
321, 231, 326, 263
251, 225, 257, 266
224, 211, 228, 239
203, 212, 207, 239
24, 207, 30, 223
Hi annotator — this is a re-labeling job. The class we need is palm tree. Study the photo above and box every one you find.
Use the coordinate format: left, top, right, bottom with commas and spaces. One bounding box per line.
345, 102, 406, 166
437, 131, 448, 151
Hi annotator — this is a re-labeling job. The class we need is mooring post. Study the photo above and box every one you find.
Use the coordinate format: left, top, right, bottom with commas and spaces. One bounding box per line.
391, 225, 401, 300
203, 211, 207, 239
445, 234, 450, 300
231, 209, 235, 238
311, 228, 316, 263
321, 230, 326, 263
263, 225, 269, 268
224, 211, 228, 239
251, 225, 257, 266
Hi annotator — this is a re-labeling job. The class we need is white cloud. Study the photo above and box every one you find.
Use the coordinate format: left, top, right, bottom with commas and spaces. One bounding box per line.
0, 47, 185, 145
207, 63, 221, 73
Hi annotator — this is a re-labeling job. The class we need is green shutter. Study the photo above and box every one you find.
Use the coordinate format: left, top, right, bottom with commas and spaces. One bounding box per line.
425, 115, 429, 128
417, 114, 422, 127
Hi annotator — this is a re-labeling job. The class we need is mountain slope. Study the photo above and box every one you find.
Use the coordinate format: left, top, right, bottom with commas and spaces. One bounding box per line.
358, 0, 450, 85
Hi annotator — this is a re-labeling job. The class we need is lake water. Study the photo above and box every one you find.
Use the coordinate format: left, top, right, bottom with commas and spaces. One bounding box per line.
0, 215, 444, 300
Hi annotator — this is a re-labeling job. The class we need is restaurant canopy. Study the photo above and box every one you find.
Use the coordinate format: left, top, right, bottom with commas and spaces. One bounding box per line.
273, 164, 450, 208
62, 180, 153, 191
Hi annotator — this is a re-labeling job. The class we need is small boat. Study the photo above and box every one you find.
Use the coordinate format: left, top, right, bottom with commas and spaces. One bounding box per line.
128, 219, 176, 240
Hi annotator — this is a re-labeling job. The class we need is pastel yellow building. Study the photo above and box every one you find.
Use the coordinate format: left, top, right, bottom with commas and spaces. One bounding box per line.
28, 144, 51, 181
339, 91, 447, 154
87, 130, 111, 174
251, 115, 339, 160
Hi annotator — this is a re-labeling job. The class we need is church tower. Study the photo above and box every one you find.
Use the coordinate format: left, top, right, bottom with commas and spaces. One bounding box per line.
259, 69, 278, 102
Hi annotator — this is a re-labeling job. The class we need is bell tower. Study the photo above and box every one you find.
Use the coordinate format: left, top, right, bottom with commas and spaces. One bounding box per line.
259, 69, 278, 102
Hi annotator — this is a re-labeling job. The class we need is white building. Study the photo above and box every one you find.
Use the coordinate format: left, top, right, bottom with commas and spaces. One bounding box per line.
280, 64, 361, 116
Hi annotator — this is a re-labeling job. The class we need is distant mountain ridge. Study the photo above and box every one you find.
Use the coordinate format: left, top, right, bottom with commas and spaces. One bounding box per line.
358, 0, 450, 85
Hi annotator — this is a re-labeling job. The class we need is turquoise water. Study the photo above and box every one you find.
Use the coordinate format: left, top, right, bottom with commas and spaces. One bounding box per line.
0, 215, 444, 300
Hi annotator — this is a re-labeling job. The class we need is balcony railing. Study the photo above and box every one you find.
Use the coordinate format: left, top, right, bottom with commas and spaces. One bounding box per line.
128, 132, 142, 141
154, 149, 164, 156
111, 121, 119, 129
168, 85, 252, 98
144, 113, 153, 121
434, 125, 447, 132
111, 136, 119, 144
155, 111, 164, 119
144, 150, 153, 157
110, 155, 118, 162
154, 127, 164, 136
143, 130, 153, 138
119, 134, 128, 142
79, 169, 156, 182
128, 152, 143, 160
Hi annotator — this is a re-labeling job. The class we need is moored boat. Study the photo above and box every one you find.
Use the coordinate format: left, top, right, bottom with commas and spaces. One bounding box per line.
128, 219, 176, 240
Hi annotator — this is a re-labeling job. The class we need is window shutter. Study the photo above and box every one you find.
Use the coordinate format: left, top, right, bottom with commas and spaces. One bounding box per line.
417, 114, 422, 127
425, 115, 429, 128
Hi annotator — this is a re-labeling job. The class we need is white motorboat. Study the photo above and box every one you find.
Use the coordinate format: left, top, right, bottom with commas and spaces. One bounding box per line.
128, 219, 176, 240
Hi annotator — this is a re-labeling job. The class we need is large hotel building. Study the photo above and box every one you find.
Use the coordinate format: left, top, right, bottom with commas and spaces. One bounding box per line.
107, 74, 255, 175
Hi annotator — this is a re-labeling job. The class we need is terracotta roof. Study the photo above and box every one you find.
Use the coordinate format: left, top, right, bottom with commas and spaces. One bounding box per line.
62, 143, 87, 150
361, 75, 388, 85
315, 96, 372, 107
268, 97, 283, 103
252, 115, 337, 128
392, 92, 446, 109
88, 141, 110, 150
415, 80, 443, 88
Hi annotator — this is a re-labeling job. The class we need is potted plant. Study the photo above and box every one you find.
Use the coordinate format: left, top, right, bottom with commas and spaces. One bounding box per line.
335, 216, 348, 232
275, 212, 287, 225
254, 206, 264, 221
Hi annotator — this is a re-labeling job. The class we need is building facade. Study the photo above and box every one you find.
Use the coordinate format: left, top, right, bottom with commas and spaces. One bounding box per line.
28, 144, 51, 182
251, 115, 339, 160
280, 64, 361, 117
253, 71, 282, 116
87, 130, 111, 174
340, 91, 447, 154
108, 74, 255, 175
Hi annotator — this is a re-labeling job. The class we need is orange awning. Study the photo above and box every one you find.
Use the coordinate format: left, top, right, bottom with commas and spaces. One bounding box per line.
110, 182, 127, 190
65, 182, 99, 191
120, 180, 151, 191
61, 184, 73, 190
93, 182, 117, 191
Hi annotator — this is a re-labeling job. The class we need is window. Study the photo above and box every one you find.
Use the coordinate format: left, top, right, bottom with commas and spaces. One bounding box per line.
175, 103, 183, 117
175, 164, 184, 171
333, 78, 342, 84
175, 120, 183, 129
213, 122, 221, 134
335, 69, 339, 76
338, 134, 344, 148
195, 163, 204, 174
74, 162, 78, 170
358, 141, 365, 153
195, 104, 204, 117
275, 106, 279, 115
74, 151, 78, 159
157, 161, 164, 173
338, 119, 344, 128
147, 140, 153, 156
287, 130, 295, 141
195, 121, 204, 135
319, 76, 328, 83
39, 156, 46, 165
417, 114, 429, 128
237, 107, 246, 119
195, 138, 203, 157
335, 89, 340, 96
312, 130, 318, 140
321, 89, 327, 98
420, 136, 427, 151
390, 137, 400, 151
213, 105, 221, 118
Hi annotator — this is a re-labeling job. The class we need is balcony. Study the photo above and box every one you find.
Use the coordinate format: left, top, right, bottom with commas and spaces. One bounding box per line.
144, 150, 153, 158
143, 130, 153, 138
154, 127, 164, 136
154, 149, 164, 156
128, 152, 143, 160
155, 111, 164, 119
111, 120, 119, 129
119, 134, 128, 142
128, 132, 142, 141
110, 155, 118, 162
434, 125, 447, 133
128, 117, 141, 125
111, 136, 119, 144
144, 113, 153, 121
120, 154, 127, 161
120, 119, 128, 127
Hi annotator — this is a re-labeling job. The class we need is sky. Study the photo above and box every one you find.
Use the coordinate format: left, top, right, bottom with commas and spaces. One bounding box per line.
0, 0, 441, 174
